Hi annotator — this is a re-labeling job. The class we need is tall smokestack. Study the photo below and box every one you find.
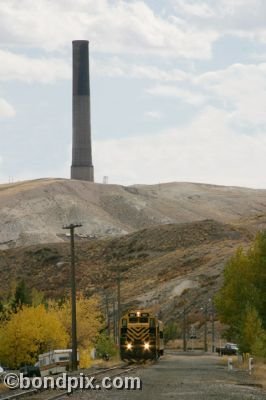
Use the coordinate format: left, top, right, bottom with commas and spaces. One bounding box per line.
71, 40, 94, 181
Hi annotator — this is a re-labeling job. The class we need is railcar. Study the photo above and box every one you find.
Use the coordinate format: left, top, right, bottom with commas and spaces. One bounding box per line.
119, 310, 164, 362
38, 349, 79, 376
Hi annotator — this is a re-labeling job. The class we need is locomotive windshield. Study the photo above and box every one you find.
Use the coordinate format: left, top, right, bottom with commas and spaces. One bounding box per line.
128, 316, 148, 323
139, 317, 148, 323
128, 312, 149, 323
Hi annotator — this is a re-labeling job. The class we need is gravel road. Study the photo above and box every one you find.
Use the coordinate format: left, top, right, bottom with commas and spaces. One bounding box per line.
64, 351, 265, 400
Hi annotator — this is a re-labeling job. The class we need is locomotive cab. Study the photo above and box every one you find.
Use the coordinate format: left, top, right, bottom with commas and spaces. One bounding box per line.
119, 310, 164, 362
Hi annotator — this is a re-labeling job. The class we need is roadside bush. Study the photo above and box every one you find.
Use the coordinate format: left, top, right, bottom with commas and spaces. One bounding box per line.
95, 333, 118, 358
164, 321, 181, 343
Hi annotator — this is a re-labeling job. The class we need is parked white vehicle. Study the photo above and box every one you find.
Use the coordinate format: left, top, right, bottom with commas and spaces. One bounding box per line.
38, 349, 79, 376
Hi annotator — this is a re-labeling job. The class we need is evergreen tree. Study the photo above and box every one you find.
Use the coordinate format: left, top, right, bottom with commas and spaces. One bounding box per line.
12, 280, 32, 311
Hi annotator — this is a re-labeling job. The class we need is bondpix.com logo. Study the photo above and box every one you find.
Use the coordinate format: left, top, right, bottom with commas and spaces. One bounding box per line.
3, 372, 142, 393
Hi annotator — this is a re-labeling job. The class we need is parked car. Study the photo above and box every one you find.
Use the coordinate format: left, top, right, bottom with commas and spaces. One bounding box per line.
20, 365, 41, 377
0, 365, 9, 373
216, 343, 239, 356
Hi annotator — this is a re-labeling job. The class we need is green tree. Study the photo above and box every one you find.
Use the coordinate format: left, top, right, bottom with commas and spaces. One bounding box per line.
247, 233, 266, 327
251, 331, 266, 358
0, 301, 11, 322
31, 288, 45, 307
164, 321, 181, 343
0, 300, 4, 315
96, 333, 118, 357
12, 280, 32, 311
240, 306, 263, 353
215, 232, 266, 354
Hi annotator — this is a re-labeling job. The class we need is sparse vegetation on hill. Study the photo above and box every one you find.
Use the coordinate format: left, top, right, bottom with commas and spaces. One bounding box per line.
1, 179, 266, 352
0, 220, 250, 325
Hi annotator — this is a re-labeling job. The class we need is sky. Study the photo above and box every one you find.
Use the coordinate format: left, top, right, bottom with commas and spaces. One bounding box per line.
1, 0, 266, 188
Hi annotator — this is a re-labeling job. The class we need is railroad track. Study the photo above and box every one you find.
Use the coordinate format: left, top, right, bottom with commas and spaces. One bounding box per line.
0, 364, 140, 400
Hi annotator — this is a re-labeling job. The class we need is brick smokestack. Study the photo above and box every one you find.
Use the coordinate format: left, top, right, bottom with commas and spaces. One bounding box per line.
71, 40, 94, 181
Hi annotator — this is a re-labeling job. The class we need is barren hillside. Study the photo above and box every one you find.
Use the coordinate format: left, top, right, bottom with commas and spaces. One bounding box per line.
1, 178, 266, 321
0, 219, 252, 321
1, 178, 266, 249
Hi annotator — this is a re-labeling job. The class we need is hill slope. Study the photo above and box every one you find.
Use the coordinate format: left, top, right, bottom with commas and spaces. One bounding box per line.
0, 220, 251, 321
1, 178, 266, 249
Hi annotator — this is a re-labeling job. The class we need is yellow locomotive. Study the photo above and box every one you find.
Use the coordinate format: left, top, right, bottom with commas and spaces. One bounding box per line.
119, 310, 164, 361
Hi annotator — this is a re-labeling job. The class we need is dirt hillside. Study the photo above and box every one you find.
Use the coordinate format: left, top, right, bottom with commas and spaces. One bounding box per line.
0, 219, 252, 321
1, 178, 266, 322
1, 178, 266, 249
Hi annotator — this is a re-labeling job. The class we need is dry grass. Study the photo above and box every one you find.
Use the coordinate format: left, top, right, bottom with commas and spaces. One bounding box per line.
218, 355, 239, 368
91, 355, 121, 368
219, 354, 266, 388
0, 383, 9, 393
166, 338, 207, 350
253, 361, 266, 388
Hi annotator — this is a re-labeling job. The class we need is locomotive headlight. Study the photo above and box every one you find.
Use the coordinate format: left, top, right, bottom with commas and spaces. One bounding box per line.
144, 342, 150, 350
127, 343, 132, 350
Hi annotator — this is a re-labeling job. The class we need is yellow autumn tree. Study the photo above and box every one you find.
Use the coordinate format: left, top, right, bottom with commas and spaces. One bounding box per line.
0, 304, 69, 368
53, 294, 104, 367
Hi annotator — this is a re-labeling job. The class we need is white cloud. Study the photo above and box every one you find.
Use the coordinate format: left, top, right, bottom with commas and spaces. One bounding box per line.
173, 1, 215, 18
134, 61, 266, 128
196, 63, 266, 126
173, 0, 266, 43
94, 58, 266, 128
144, 111, 163, 119
0, 98, 16, 118
94, 106, 266, 188
0, 0, 218, 59
250, 53, 266, 62
92, 57, 190, 81
0, 50, 70, 83
0, 0, 266, 190
0, 0, 265, 73
147, 84, 206, 106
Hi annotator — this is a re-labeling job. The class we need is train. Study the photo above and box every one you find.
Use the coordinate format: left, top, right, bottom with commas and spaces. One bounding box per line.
119, 310, 164, 361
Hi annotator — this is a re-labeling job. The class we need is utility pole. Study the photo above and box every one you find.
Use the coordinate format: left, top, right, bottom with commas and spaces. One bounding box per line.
105, 294, 110, 336
204, 303, 208, 352
211, 301, 215, 352
62, 223, 82, 371
183, 308, 187, 352
112, 297, 116, 344
117, 270, 121, 345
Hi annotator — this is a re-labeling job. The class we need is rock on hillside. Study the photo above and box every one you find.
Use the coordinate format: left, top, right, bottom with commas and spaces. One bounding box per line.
0, 220, 251, 321
1, 178, 266, 249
